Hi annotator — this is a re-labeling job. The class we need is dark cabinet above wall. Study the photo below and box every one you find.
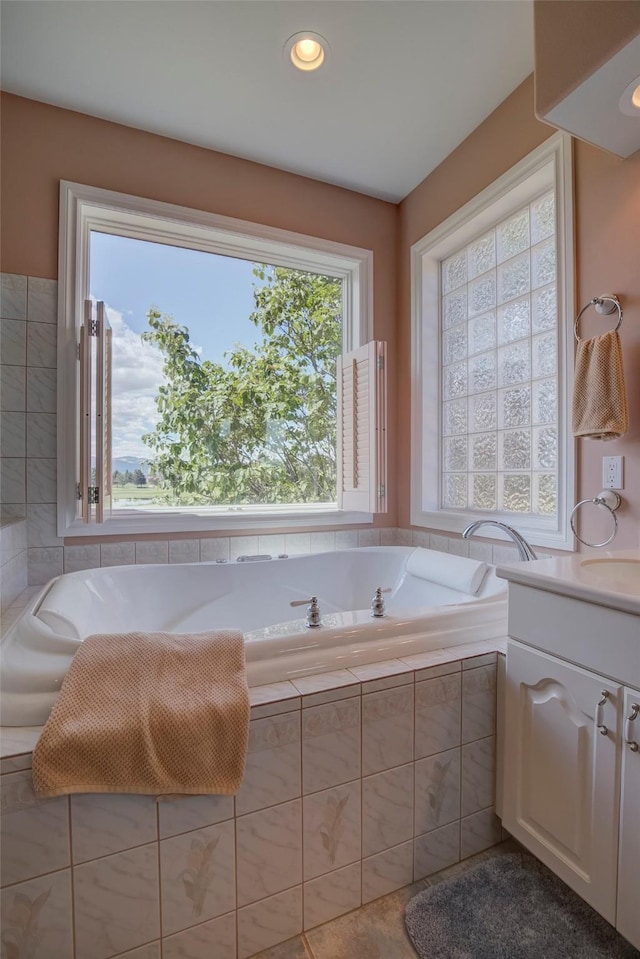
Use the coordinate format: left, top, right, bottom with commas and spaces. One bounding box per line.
534, 0, 640, 158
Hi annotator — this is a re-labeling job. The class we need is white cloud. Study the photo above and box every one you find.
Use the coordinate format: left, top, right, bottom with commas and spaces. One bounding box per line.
106, 305, 165, 461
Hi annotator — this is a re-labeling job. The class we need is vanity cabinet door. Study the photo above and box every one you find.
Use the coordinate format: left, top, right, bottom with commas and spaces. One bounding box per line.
503, 640, 621, 924
617, 686, 640, 950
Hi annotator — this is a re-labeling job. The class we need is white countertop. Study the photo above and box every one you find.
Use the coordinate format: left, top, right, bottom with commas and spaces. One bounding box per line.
496, 548, 640, 617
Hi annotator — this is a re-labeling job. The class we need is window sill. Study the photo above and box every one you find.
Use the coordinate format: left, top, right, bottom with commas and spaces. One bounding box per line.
58, 505, 373, 539
410, 507, 574, 551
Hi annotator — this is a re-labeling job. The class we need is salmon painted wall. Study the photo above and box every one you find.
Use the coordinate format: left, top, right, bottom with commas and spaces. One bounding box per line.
0, 92, 398, 529
398, 75, 640, 550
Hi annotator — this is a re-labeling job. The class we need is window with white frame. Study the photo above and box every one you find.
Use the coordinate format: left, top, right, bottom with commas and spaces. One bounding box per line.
58, 183, 385, 537
411, 133, 575, 550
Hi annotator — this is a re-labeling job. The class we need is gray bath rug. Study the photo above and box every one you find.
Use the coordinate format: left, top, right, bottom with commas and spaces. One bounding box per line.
404, 852, 639, 959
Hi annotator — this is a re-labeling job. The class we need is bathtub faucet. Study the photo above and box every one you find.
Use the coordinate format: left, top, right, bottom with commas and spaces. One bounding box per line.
462, 520, 538, 561
290, 596, 322, 628
371, 587, 392, 618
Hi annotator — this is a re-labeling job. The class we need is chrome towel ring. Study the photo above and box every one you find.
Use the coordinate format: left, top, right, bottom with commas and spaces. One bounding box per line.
570, 490, 621, 548
574, 294, 623, 342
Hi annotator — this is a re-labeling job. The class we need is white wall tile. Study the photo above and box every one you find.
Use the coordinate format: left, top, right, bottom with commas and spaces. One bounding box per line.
168, 539, 200, 564
335, 529, 357, 550
1, 868, 73, 959
1, 364, 26, 410
462, 664, 497, 743
462, 652, 497, 670
26, 322, 57, 368
395, 528, 414, 546
64, 544, 100, 573
160, 821, 236, 936
162, 912, 236, 959
235, 712, 301, 816
460, 808, 502, 859
26, 366, 56, 412
284, 532, 311, 555
1, 411, 26, 457
71, 793, 158, 863
492, 544, 520, 565
28, 546, 63, 585
447, 537, 470, 557
135, 541, 168, 564
229, 535, 259, 561
414, 747, 461, 836
468, 540, 493, 563
237, 885, 302, 959
362, 764, 414, 857
258, 533, 286, 557
303, 780, 361, 881
26, 411, 56, 458
73, 843, 160, 959
199, 537, 230, 563
362, 840, 414, 903
100, 542, 136, 567
429, 535, 449, 553
309, 530, 336, 553
412, 530, 430, 548
357, 528, 380, 547
461, 736, 495, 817
26, 457, 56, 503
27, 277, 58, 324
413, 821, 460, 880
1, 273, 27, 320
415, 672, 461, 760
0, 769, 70, 886
303, 861, 361, 930
236, 799, 302, 906
1, 457, 25, 504
0, 318, 27, 365
380, 527, 398, 546
302, 697, 360, 794
158, 794, 234, 840
362, 684, 414, 776
27, 503, 62, 547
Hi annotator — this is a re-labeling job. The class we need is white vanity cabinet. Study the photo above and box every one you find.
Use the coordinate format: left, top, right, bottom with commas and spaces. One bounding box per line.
497, 551, 640, 951
617, 686, 640, 948
503, 640, 621, 923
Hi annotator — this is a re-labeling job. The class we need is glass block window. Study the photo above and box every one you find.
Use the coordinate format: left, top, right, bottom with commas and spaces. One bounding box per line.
440, 189, 557, 518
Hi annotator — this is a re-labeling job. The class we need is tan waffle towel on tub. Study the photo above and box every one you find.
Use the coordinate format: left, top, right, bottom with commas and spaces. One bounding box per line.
32, 630, 249, 797
572, 330, 629, 439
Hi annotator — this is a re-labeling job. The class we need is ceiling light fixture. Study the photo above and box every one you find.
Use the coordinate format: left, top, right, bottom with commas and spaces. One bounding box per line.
285, 32, 328, 72
619, 74, 640, 116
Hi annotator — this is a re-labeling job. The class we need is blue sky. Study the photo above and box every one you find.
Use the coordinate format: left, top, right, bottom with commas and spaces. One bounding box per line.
89, 232, 267, 459
90, 232, 265, 361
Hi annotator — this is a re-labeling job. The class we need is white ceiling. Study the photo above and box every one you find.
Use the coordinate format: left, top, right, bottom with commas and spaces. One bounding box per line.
0, 0, 534, 202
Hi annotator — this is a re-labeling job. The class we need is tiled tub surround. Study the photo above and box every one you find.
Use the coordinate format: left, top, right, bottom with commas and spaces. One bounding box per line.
0, 518, 27, 611
0, 644, 503, 959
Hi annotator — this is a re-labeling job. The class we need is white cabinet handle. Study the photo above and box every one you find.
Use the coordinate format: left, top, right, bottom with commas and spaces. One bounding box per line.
595, 690, 609, 736
624, 703, 639, 752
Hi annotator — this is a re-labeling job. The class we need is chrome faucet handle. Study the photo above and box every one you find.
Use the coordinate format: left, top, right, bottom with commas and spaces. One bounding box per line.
371, 587, 391, 618
290, 596, 322, 628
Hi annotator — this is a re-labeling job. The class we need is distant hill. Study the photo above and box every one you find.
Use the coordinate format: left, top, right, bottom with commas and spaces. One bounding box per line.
112, 457, 149, 475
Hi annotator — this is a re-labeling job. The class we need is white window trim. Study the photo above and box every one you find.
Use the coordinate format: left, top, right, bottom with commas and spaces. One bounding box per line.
57, 182, 374, 537
410, 132, 576, 550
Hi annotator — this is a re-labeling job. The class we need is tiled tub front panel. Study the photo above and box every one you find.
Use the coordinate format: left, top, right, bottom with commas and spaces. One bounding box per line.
0, 653, 500, 959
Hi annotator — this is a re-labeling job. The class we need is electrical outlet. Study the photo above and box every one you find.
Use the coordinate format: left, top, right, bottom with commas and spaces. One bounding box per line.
602, 455, 623, 490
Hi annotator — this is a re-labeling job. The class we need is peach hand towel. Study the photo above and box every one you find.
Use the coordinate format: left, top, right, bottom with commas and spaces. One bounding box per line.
572, 330, 629, 439
32, 630, 249, 797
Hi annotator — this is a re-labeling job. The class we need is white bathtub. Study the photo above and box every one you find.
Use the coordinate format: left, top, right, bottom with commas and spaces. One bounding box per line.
0, 546, 507, 726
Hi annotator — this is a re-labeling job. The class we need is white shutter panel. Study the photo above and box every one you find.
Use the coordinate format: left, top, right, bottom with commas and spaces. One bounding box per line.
337, 340, 387, 513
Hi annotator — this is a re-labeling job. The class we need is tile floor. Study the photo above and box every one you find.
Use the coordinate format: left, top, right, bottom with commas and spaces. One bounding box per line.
252, 840, 519, 959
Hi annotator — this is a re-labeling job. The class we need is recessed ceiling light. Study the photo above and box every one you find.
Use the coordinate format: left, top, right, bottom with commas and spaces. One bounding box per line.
619, 74, 640, 116
285, 32, 328, 72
